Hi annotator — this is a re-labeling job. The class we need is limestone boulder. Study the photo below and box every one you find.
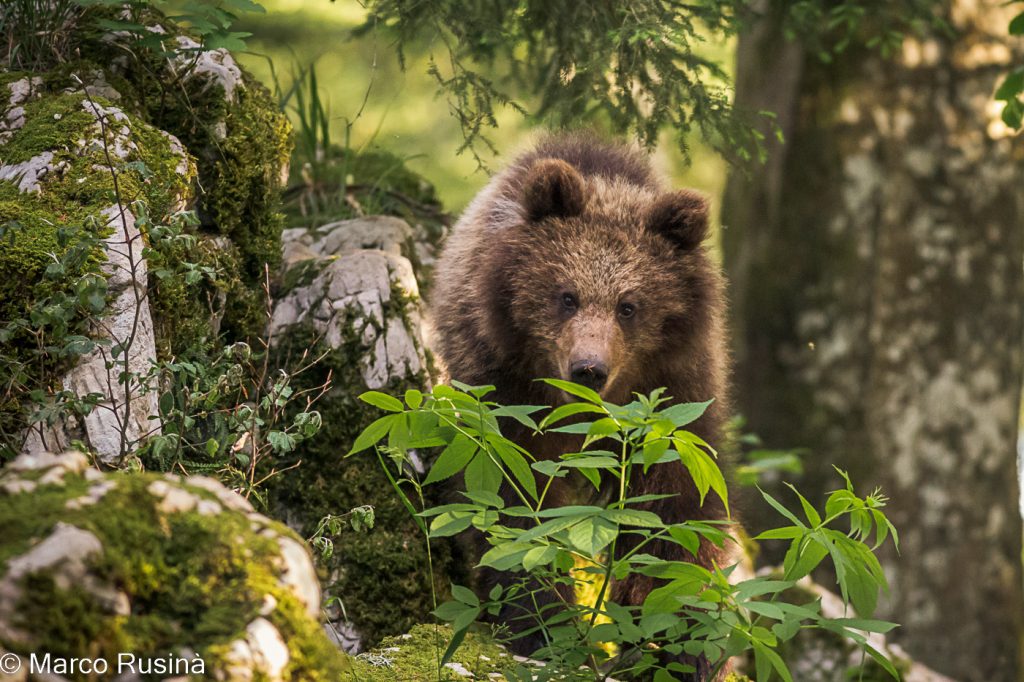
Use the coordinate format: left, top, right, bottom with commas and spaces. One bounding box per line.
0, 450, 349, 680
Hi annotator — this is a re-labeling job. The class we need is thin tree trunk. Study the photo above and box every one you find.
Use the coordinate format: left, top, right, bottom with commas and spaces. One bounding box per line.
723, 3, 1024, 679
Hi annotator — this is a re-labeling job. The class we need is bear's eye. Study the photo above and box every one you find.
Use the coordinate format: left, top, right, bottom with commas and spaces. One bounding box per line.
561, 292, 579, 311
618, 302, 636, 319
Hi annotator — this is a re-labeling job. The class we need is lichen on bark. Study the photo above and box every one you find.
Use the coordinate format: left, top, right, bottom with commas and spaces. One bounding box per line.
723, 2, 1024, 678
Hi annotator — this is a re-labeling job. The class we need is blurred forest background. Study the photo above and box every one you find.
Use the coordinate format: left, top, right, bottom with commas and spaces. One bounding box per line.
234, 0, 729, 212
1, 0, 1023, 680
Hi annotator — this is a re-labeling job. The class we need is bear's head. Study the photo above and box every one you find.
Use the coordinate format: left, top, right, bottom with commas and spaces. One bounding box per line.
498, 158, 715, 404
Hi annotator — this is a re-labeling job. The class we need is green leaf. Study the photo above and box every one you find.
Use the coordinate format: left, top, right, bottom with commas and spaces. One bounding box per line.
831, 618, 898, 634
783, 536, 828, 581
734, 579, 794, 602
432, 600, 467, 621
465, 451, 502, 495
450, 584, 479, 607
744, 601, 785, 620
1010, 11, 1024, 35
267, 430, 296, 454
424, 434, 478, 485
404, 389, 423, 409
845, 562, 880, 617
490, 436, 538, 500
860, 642, 900, 679
642, 438, 670, 471
531, 459, 564, 477
479, 542, 532, 570
461, 490, 504, 508
541, 378, 603, 404
440, 621, 470, 667
759, 488, 806, 528
522, 545, 558, 571
677, 438, 729, 516
346, 415, 398, 455
660, 399, 713, 427
490, 404, 545, 431
359, 390, 405, 412
429, 511, 474, 537
755, 526, 804, 541
584, 417, 621, 445
785, 483, 821, 526
668, 526, 700, 556
517, 515, 590, 543
752, 640, 792, 682
549, 421, 596, 434
568, 518, 618, 555
604, 508, 664, 528
449, 380, 496, 398
559, 455, 619, 469
996, 70, 1024, 100
540, 401, 606, 428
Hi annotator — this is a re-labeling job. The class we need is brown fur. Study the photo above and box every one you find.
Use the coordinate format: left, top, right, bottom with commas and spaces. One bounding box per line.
431, 133, 731, 678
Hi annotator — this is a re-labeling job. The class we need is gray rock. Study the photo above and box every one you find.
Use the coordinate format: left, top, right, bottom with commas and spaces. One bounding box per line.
0, 76, 42, 143
0, 151, 57, 192
274, 536, 321, 618
52, 205, 161, 466
0, 521, 129, 645
274, 217, 430, 390
313, 215, 413, 258
170, 36, 243, 104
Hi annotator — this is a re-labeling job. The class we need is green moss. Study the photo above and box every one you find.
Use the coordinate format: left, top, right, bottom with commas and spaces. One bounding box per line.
346, 624, 513, 681
0, 465, 350, 680
92, 40, 292, 341
0, 473, 90, 568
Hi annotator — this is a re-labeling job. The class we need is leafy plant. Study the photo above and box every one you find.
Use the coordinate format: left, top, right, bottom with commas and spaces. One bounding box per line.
997, 2, 1024, 128
308, 505, 377, 562
350, 381, 900, 681
1, 0, 267, 70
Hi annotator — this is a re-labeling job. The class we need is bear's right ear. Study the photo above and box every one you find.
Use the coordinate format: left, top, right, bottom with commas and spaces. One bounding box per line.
646, 190, 709, 250
521, 159, 586, 222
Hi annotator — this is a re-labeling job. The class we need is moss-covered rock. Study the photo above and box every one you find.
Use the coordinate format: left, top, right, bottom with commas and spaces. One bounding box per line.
266, 217, 455, 651
0, 74, 198, 460
71, 21, 293, 342
0, 449, 349, 681
0, 12, 293, 459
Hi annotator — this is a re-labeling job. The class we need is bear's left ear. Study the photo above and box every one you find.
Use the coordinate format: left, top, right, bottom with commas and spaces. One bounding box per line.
522, 159, 586, 222
646, 190, 709, 250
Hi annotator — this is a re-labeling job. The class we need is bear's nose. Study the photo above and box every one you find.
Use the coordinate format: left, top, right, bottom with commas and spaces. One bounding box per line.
570, 359, 608, 392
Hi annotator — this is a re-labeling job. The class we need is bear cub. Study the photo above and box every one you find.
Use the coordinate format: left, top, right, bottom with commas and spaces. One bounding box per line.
431, 133, 732, 677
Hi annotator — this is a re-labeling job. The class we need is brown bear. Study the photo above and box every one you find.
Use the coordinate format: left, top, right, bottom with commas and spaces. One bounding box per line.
431, 133, 731, 678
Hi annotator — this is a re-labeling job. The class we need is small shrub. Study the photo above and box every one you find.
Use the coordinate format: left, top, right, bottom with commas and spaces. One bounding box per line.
351, 381, 899, 681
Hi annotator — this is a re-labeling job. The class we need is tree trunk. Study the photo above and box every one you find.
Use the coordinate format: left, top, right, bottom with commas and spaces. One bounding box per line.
722, 3, 1024, 680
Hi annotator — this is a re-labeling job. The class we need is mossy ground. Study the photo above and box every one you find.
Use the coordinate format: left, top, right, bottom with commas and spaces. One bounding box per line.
0, 466, 349, 680
346, 624, 511, 681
